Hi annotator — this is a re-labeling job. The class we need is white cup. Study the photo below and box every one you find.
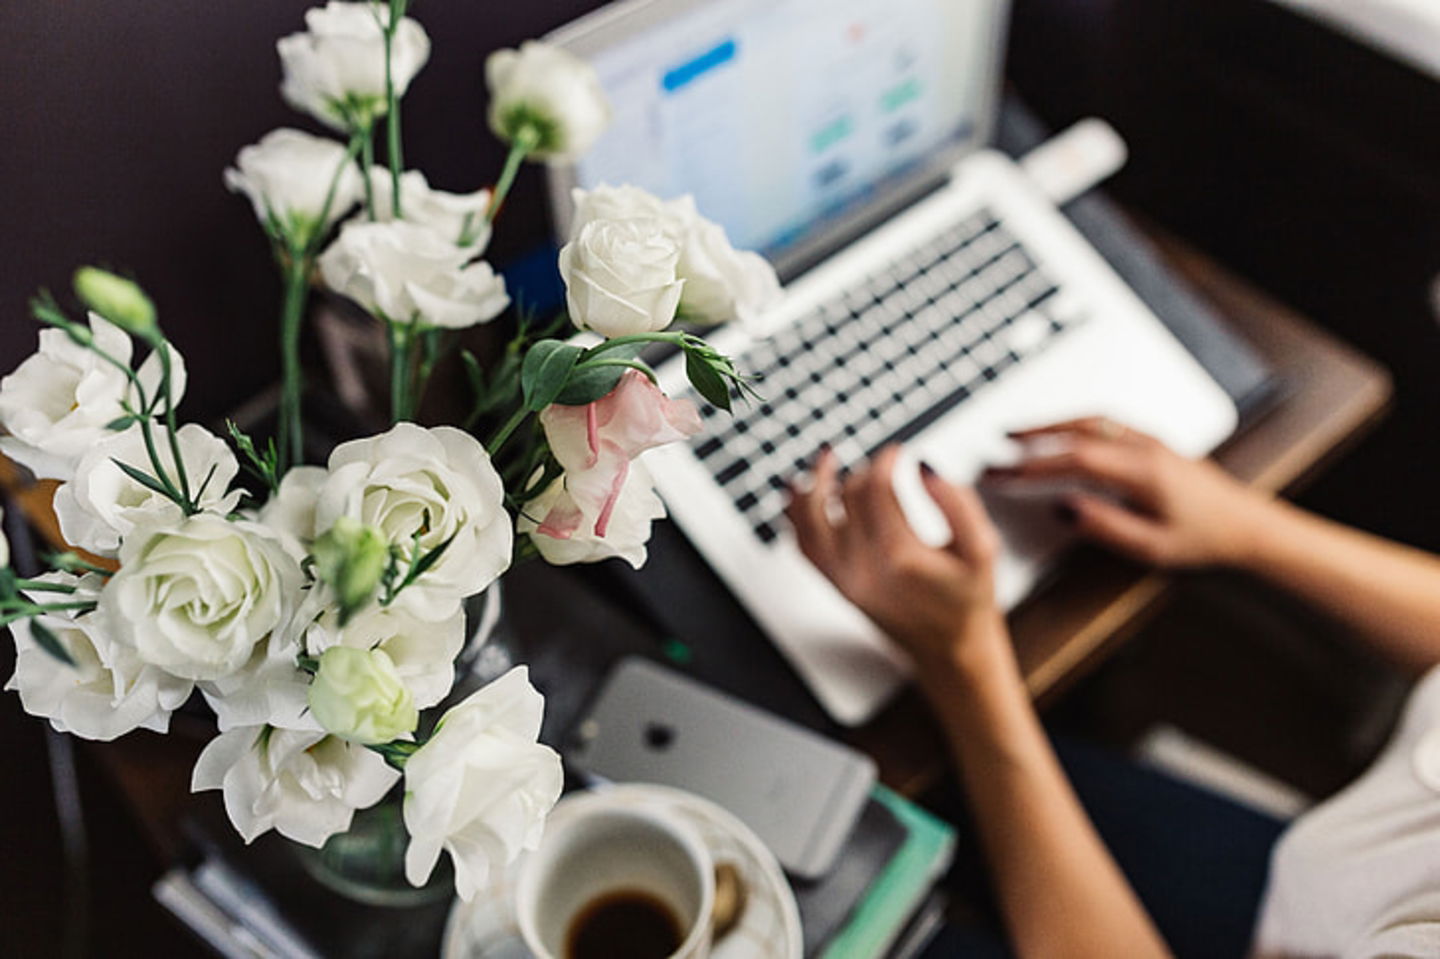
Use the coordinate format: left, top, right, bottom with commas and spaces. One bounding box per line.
516, 791, 716, 959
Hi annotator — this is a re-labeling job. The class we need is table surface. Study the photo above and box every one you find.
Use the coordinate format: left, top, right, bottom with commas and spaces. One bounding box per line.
1, 230, 1394, 859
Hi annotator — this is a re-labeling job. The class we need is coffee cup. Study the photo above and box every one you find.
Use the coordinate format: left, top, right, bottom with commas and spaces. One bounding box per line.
516, 791, 716, 959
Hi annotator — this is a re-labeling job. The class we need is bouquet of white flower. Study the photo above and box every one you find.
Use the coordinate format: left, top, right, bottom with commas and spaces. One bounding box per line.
0, 0, 778, 902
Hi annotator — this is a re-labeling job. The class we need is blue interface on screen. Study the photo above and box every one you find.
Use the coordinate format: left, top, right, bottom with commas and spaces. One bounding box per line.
573, 0, 991, 262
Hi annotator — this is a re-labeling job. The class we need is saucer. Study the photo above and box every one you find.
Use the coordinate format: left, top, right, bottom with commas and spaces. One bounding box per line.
443, 783, 803, 959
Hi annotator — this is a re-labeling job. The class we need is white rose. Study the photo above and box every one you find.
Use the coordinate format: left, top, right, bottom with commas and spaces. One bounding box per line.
308, 646, 417, 744
257, 465, 329, 559
101, 515, 303, 682
403, 667, 562, 901
316, 424, 512, 618
199, 612, 315, 733
225, 128, 364, 247
0, 314, 187, 481
304, 601, 465, 711
318, 221, 510, 329
485, 41, 610, 163
53, 423, 243, 559
277, 1, 431, 131
571, 186, 781, 327
365, 168, 492, 251
193, 725, 398, 846
5, 573, 192, 741
519, 460, 666, 569
559, 218, 685, 337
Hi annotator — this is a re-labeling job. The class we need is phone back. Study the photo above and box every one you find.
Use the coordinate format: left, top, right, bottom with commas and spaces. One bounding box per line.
566, 658, 877, 880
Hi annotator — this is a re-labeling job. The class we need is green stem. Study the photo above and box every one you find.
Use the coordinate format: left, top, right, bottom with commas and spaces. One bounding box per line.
486, 406, 531, 457
0, 602, 97, 627
361, 130, 377, 220
583, 331, 686, 357
309, 130, 368, 255
486, 126, 539, 224
389, 320, 418, 424
278, 259, 310, 472
78, 340, 187, 506
157, 345, 191, 506
384, 0, 405, 217
11, 580, 77, 594
574, 357, 659, 384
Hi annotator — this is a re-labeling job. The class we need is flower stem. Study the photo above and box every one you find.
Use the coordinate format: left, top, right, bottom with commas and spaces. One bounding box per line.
486, 406, 530, 457
384, 0, 406, 218
278, 259, 310, 471
388, 319, 419, 424
360, 130, 377, 220
486, 126, 539, 224
157, 344, 192, 506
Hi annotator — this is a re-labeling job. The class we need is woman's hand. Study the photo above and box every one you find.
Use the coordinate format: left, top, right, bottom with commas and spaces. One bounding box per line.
988, 417, 1275, 569
785, 445, 1007, 670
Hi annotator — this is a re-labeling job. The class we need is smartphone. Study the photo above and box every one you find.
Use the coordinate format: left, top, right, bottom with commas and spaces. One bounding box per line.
565, 657, 876, 879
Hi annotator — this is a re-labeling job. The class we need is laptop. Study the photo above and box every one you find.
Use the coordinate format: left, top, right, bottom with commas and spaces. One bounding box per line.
545, 0, 1238, 725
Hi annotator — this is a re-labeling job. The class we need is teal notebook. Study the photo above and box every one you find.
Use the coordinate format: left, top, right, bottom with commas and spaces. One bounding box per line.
821, 786, 957, 959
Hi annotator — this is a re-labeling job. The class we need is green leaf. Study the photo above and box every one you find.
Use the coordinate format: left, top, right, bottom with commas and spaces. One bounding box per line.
29, 619, 76, 668
112, 458, 177, 500
461, 350, 486, 397
520, 340, 584, 411
406, 531, 457, 584
685, 351, 732, 412
554, 343, 649, 406
105, 415, 139, 431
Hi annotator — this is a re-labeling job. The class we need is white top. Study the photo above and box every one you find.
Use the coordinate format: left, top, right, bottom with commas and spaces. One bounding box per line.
1265, 0, 1440, 82
1253, 666, 1440, 958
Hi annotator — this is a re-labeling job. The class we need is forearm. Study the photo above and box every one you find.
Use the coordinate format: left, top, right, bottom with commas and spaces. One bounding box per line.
1234, 499, 1440, 672
918, 622, 1171, 959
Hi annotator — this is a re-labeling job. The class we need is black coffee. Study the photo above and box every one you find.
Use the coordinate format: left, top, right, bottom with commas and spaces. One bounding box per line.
566, 889, 684, 959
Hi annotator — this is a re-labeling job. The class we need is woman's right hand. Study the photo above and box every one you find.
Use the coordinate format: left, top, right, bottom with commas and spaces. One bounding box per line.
986, 417, 1276, 569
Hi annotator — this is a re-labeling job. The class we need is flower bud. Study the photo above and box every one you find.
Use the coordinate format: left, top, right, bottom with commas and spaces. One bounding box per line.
307, 646, 418, 744
73, 268, 158, 342
310, 517, 390, 622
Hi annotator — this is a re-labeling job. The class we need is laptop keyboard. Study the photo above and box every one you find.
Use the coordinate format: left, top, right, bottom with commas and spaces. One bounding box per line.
689, 208, 1086, 544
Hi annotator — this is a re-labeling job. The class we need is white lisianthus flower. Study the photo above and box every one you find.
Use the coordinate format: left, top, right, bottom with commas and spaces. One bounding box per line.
364, 168, 493, 251
308, 646, 418, 744
5, 573, 192, 741
571, 186, 781, 327
315, 424, 512, 618
485, 41, 610, 163
225, 128, 365, 248
100, 515, 303, 682
403, 667, 562, 901
318, 221, 510, 329
277, 1, 431, 132
0, 314, 187, 481
519, 460, 666, 569
53, 423, 243, 559
257, 465, 329, 559
304, 601, 465, 710
193, 725, 398, 846
559, 218, 685, 337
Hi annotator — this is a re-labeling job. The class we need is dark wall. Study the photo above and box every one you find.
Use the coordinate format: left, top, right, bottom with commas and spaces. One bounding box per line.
0, 1, 605, 423
1010, 0, 1440, 549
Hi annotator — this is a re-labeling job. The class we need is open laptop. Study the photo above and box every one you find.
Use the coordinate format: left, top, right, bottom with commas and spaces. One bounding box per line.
545, 0, 1238, 725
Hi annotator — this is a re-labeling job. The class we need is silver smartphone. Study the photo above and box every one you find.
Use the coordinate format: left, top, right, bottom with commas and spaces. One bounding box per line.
565, 657, 877, 880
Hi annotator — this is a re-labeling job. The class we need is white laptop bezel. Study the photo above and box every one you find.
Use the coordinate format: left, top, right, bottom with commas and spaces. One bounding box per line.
541, 0, 1013, 283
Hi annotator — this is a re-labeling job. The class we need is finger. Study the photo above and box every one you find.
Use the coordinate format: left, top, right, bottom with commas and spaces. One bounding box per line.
984, 438, 1160, 509
786, 449, 841, 570
1008, 417, 1152, 446
1062, 492, 1170, 565
851, 446, 918, 554
920, 466, 1000, 568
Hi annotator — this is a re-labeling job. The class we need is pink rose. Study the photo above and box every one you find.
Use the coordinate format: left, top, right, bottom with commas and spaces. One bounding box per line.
537, 371, 700, 538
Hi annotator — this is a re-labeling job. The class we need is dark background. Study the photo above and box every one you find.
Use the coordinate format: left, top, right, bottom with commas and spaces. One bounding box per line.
4, 0, 1440, 955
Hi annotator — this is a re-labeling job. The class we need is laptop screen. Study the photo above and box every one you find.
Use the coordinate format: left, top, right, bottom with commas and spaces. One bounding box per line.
553, 0, 1005, 276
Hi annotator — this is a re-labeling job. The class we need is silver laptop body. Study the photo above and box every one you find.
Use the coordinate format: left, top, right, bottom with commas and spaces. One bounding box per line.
546, 0, 1237, 725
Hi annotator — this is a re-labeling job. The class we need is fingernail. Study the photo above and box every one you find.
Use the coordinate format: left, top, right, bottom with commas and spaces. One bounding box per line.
919, 460, 937, 478
1055, 502, 1078, 525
